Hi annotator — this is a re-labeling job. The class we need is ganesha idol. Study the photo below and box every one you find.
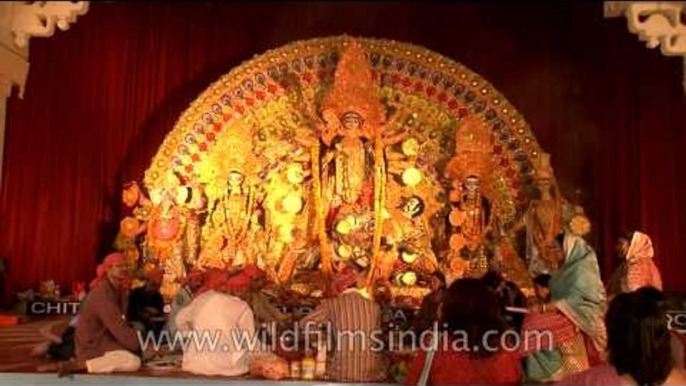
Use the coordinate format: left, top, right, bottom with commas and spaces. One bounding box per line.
117, 175, 205, 300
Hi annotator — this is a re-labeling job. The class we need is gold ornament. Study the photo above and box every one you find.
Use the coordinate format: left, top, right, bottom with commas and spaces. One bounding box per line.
120, 217, 140, 238
336, 220, 352, 235
175, 186, 190, 204
399, 271, 417, 286
150, 188, 163, 205
337, 244, 353, 258
346, 215, 361, 230
449, 209, 466, 227
122, 182, 140, 207
286, 163, 305, 184
401, 138, 420, 156
449, 233, 466, 251
401, 251, 418, 264
401, 167, 422, 187
282, 194, 303, 214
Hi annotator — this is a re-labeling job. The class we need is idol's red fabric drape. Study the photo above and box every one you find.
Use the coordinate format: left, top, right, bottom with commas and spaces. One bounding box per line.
1, 2, 685, 297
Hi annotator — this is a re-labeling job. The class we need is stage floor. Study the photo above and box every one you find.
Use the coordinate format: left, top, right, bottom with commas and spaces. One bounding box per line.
0, 317, 396, 386
0, 373, 397, 386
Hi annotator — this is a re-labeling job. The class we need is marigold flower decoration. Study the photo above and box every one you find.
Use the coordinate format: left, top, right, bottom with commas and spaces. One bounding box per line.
569, 214, 591, 237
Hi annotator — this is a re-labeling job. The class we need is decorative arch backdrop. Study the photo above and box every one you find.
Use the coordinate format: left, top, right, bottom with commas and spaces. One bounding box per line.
1, 2, 684, 298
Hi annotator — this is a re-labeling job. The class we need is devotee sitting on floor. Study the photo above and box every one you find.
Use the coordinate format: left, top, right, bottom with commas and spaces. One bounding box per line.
74, 252, 141, 373
482, 269, 527, 332
522, 232, 607, 383
558, 289, 686, 385
300, 266, 388, 383
607, 231, 663, 300
412, 272, 446, 334
634, 286, 685, 368
166, 268, 204, 336
127, 268, 165, 337
174, 269, 257, 376
405, 278, 523, 386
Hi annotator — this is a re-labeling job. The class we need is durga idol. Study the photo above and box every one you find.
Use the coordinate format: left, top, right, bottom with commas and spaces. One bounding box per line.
301, 40, 408, 278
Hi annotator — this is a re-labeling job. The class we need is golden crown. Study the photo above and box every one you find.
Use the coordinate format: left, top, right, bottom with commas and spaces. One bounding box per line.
446, 116, 494, 181
535, 152, 554, 180
321, 39, 385, 130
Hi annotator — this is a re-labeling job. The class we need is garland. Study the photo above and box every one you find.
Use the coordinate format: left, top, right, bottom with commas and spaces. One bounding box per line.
312, 142, 333, 277
367, 134, 386, 288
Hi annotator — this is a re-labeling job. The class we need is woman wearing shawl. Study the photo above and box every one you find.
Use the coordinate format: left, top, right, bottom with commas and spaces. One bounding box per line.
607, 231, 663, 298
522, 232, 607, 383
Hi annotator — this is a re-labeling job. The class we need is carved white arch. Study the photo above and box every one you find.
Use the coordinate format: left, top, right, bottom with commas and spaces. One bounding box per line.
605, 1, 686, 92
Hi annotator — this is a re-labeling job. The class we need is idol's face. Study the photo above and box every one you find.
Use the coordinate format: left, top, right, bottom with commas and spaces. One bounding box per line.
464, 176, 480, 193
616, 237, 630, 258
536, 177, 552, 192
341, 112, 363, 130
228, 171, 244, 188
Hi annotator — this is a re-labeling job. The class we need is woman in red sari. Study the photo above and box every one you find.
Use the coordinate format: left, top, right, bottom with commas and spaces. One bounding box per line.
607, 231, 663, 299
405, 278, 522, 385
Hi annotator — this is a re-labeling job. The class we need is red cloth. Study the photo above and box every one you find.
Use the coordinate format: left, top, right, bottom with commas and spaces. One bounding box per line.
405, 343, 522, 385
89, 253, 125, 289
331, 266, 358, 296
183, 269, 205, 286
557, 364, 621, 385
521, 310, 580, 355
145, 268, 164, 284
241, 264, 264, 280
196, 269, 230, 295
225, 272, 251, 291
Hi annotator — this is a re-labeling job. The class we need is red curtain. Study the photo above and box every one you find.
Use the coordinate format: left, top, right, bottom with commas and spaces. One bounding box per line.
1, 2, 685, 295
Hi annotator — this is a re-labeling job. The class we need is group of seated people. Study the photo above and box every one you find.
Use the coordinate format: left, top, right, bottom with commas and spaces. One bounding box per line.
38, 229, 686, 385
